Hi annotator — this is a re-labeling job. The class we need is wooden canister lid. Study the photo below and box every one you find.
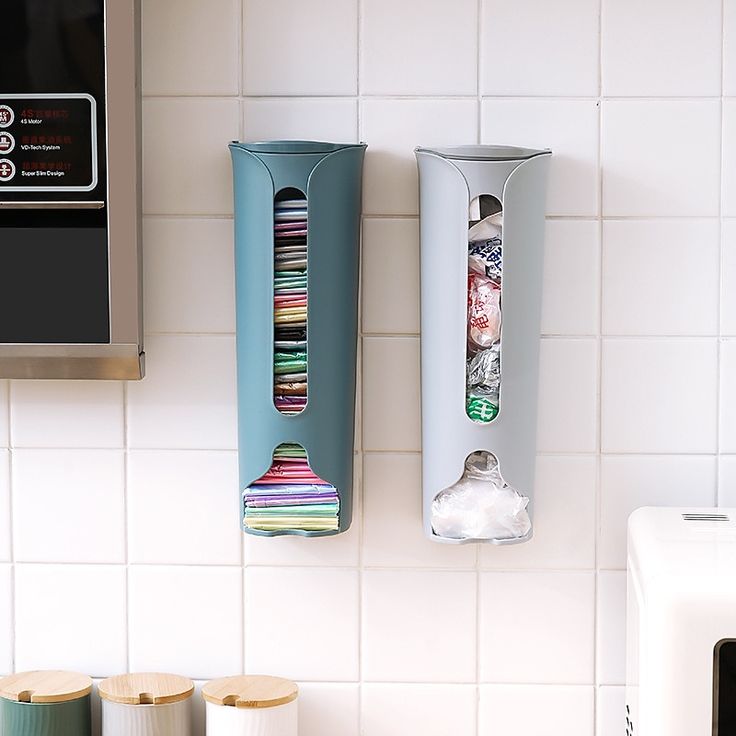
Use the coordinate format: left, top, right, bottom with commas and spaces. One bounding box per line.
98, 673, 194, 705
202, 676, 298, 709
0, 671, 92, 704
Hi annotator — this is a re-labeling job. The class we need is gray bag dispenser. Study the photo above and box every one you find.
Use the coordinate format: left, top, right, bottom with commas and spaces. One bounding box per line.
0, 0, 142, 379
416, 145, 551, 545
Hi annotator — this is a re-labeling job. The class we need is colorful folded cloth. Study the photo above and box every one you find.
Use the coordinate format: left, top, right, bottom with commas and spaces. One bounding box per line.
243, 444, 340, 533
274, 199, 310, 417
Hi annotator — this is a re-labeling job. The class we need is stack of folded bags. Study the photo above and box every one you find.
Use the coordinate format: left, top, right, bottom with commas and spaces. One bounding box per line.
243, 444, 340, 532
273, 198, 308, 415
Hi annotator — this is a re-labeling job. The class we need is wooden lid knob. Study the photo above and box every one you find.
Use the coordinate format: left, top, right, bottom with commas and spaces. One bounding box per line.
0, 671, 92, 704
98, 673, 194, 705
202, 676, 298, 709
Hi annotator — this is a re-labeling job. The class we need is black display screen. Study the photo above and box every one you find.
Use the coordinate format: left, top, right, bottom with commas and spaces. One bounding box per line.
0, 1, 110, 344
715, 640, 736, 735
0, 0, 106, 199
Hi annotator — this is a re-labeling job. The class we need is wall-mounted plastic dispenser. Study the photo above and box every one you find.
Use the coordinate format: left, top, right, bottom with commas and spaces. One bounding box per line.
0, 670, 92, 736
229, 141, 366, 537
0, 0, 142, 379
416, 145, 551, 545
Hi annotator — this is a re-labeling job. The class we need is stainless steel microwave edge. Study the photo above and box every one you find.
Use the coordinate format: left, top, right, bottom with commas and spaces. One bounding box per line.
0, 0, 143, 380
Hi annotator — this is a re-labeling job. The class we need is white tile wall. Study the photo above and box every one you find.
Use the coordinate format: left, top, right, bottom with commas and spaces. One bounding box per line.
479, 573, 595, 684
128, 566, 243, 678
601, 0, 721, 97
12, 450, 125, 563
1, 1, 732, 734
362, 570, 477, 683
362, 683, 477, 735
479, 685, 595, 736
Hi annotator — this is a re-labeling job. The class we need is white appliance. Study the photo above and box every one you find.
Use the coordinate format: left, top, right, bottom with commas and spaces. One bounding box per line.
627, 507, 736, 736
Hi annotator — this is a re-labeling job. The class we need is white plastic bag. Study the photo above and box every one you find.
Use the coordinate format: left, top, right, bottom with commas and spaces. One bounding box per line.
468, 212, 502, 243
431, 451, 531, 541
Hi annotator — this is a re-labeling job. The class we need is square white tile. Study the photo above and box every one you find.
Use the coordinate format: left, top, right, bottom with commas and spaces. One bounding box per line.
719, 456, 736, 505
599, 455, 717, 569
601, 0, 721, 96
0, 565, 11, 675
243, 99, 359, 143
362, 337, 421, 452
481, 99, 599, 217
362, 219, 420, 335
602, 220, 719, 336
11, 381, 123, 448
479, 572, 595, 683
602, 101, 721, 217
362, 684, 476, 736
244, 568, 359, 681
481, 0, 599, 96
479, 685, 595, 736
597, 571, 626, 686
362, 570, 476, 682
361, 99, 478, 216
14, 564, 127, 675
243, 0, 358, 95
128, 450, 241, 565
143, 99, 239, 216
0, 452, 9, 562
722, 221, 736, 335
143, 218, 235, 334
362, 453, 476, 568
127, 335, 237, 449
721, 341, 736, 453
129, 566, 243, 679
298, 683, 360, 736
362, 0, 477, 95
480, 456, 596, 570
723, 101, 736, 217
726, 1, 736, 97
13, 450, 125, 564
541, 220, 600, 336
537, 339, 598, 453
597, 686, 626, 736
142, 0, 240, 95
601, 339, 718, 453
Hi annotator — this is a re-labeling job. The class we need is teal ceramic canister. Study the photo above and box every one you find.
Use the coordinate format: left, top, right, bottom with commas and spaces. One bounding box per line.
0, 670, 92, 736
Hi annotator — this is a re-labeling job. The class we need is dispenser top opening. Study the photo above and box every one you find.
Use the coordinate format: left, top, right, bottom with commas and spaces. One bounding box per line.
231, 141, 366, 155
416, 144, 551, 162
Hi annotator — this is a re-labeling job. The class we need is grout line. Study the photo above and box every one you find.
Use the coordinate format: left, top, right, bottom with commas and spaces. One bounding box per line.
5, 560, 598, 573
357, 0, 364, 723
122, 381, 130, 673
240, 0, 247, 678
717, 0, 726, 507
7, 383, 15, 674
594, 0, 604, 725
141, 92, 733, 101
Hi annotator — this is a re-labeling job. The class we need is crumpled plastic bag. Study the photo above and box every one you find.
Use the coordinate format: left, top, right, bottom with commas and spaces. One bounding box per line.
431, 451, 531, 541
468, 273, 501, 349
468, 212, 502, 243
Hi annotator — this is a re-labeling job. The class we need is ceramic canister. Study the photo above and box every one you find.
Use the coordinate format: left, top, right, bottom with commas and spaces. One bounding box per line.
99, 672, 194, 736
0, 670, 92, 736
203, 675, 298, 736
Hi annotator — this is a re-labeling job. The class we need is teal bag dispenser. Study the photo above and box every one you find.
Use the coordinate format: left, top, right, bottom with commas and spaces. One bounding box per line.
229, 141, 366, 537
